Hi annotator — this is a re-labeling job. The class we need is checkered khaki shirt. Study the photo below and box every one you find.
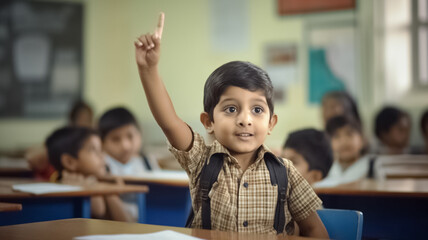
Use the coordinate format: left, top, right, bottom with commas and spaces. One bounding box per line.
168, 130, 322, 235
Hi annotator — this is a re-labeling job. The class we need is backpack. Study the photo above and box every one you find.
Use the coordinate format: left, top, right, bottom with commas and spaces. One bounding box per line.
185, 152, 288, 234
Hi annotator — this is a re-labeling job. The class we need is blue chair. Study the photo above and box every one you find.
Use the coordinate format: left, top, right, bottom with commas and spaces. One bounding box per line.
317, 209, 363, 240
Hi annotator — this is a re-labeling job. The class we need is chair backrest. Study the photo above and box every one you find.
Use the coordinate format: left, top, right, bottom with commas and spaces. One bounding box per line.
317, 209, 363, 240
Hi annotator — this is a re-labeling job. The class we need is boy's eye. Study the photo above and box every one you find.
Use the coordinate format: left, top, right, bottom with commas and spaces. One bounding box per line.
225, 106, 237, 113
253, 107, 263, 114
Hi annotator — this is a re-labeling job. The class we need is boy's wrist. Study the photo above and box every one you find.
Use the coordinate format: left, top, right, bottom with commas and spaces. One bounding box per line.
138, 65, 159, 76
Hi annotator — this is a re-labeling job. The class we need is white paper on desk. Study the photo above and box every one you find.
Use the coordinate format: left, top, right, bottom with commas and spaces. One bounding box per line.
73, 230, 204, 240
143, 170, 189, 180
12, 183, 83, 195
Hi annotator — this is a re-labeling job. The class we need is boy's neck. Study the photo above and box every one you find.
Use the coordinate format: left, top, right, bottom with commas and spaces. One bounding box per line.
230, 150, 258, 173
338, 157, 359, 171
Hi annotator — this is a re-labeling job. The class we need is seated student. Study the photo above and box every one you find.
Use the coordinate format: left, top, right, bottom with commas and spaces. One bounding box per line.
282, 129, 334, 186
317, 116, 370, 186
374, 106, 411, 155
45, 126, 131, 222
321, 91, 362, 128
420, 109, 428, 154
98, 107, 159, 222
98, 107, 159, 176
133, 13, 327, 237
27, 100, 95, 181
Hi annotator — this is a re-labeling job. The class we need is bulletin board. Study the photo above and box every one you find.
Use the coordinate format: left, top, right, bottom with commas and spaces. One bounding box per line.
0, 0, 83, 118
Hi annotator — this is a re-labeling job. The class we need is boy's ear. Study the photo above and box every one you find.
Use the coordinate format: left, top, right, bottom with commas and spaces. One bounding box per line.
200, 112, 214, 134
268, 114, 278, 135
307, 169, 323, 184
60, 153, 78, 172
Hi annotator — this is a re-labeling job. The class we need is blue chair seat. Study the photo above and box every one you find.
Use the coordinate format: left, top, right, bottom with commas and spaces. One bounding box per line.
317, 208, 363, 240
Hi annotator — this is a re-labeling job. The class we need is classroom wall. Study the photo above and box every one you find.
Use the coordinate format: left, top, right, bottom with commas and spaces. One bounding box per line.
0, 0, 426, 151
0, 0, 321, 150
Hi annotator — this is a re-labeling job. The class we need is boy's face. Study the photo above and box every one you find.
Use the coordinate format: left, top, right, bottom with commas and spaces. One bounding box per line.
282, 148, 310, 180
75, 135, 106, 178
282, 147, 322, 185
203, 86, 277, 156
102, 124, 142, 164
381, 116, 411, 149
331, 125, 364, 164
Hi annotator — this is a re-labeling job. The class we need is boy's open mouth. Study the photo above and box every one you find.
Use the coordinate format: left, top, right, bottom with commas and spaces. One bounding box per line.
236, 133, 253, 137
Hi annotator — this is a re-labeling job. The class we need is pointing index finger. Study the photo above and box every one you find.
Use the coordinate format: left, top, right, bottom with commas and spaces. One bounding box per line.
155, 12, 165, 39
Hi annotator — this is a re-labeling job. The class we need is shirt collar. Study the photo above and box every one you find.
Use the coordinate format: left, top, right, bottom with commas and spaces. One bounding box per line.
208, 140, 282, 167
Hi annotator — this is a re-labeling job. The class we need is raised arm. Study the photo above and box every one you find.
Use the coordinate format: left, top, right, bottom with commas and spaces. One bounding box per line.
135, 13, 193, 151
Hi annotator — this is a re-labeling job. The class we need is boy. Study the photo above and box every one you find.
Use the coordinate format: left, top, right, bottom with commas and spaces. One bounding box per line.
282, 129, 333, 186
46, 126, 131, 222
98, 107, 159, 221
318, 116, 369, 186
134, 13, 327, 237
98, 107, 159, 176
374, 106, 411, 155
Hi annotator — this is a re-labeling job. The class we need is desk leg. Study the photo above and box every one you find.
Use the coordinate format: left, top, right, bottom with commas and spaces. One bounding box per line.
136, 193, 146, 223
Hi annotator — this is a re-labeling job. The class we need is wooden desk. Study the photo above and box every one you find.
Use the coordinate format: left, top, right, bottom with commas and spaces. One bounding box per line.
0, 218, 323, 240
0, 202, 22, 212
315, 179, 428, 239
0, 178, 148, 226
0, 158, 33, 178
105, 170, 192, 227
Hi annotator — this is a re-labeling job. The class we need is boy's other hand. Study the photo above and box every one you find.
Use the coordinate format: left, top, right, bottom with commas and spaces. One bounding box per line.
135, 12, 164, 71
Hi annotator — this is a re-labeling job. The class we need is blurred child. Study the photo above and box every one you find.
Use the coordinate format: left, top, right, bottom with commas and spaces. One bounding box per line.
318, 116, 370, 186
420, 109, 428, 154
374, 106, 411, 155
321, 91, 362, 128
282, 129, 333, 186
98, 107, 159, 222
45, 126, 131, 222
98, 107, 159, 175
27, 100, 94, 180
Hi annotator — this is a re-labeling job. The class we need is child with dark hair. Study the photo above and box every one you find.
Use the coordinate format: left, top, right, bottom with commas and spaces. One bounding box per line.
98, 106, 159, 221
45, 126, 131, 222
282, 129, 333, 186
317, 116, 370, 186
26, 100, 94, 181
420, 109, 428, 154
321, 91, 362, 128
374, 106, 411, 155
133, 13, 327, 237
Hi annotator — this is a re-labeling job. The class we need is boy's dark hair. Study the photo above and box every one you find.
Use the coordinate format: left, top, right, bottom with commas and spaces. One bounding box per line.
420, 109, 428, 137
326, 115, 363, 137
284, 128, 333, 178
68, 100, 93, 125
45, 126, 97, 173
322, 91, 362, 127
374, 106, 409, 139
98, 107, 139, 140
203, 61, 274, 121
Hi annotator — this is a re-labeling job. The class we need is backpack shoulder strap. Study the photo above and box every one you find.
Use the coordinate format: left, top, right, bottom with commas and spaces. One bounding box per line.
185, 153, 224, 229
264, 152, 288, 234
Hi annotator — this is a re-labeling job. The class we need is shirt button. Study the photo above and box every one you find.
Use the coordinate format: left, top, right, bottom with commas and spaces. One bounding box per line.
243, 182, 249, 188
243, 221, 248, 227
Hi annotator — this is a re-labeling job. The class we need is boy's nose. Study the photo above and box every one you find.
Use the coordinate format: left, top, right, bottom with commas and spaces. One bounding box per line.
237, 112, 252, 127
121, 139, 132, 151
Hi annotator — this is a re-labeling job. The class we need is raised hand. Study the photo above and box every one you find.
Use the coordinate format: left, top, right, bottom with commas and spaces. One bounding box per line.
135, 12, 165, 70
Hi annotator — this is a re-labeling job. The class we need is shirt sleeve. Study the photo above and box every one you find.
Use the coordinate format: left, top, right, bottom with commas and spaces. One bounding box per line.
167, 128, 207, 179
284, 159, 323, 222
